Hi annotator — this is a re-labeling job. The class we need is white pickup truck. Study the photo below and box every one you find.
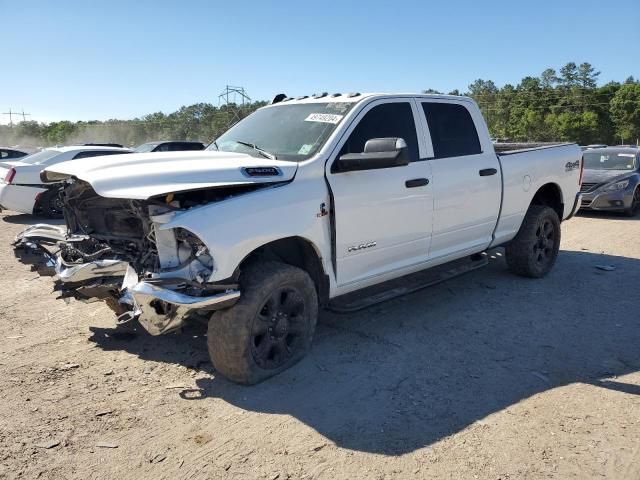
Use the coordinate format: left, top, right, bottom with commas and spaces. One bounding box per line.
14, 93, 583, 384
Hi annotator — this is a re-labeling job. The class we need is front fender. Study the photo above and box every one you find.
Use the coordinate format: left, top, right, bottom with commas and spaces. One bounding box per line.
160, 177, 332, 282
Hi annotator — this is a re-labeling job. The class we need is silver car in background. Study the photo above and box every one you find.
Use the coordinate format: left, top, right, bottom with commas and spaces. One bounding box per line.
580, 147, 640, 216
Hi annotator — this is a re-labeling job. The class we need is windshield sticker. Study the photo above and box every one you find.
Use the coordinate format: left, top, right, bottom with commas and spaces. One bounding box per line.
305, 113, 344, 124
600, 156, 608, 162
298, 144, 313, 155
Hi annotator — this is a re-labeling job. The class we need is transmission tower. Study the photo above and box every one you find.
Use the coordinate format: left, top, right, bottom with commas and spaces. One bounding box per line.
2, 108, 14, 126
2, 108, 32, 125
218, 85, 251, 127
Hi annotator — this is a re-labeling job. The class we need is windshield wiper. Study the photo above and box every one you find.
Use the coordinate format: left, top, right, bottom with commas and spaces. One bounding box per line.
234, 141, 277, 160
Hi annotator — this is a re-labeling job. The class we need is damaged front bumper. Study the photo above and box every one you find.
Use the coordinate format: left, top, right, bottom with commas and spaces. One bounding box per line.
14, 227, 240, 336
120, 267, 240, 335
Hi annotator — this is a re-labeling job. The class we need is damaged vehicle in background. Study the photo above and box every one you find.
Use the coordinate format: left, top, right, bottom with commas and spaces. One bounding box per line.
0, 145, 133, 218
15, 92, 582, 385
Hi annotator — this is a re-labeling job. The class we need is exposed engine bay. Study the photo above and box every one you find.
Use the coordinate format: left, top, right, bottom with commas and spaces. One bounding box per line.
13, 179, 259, 335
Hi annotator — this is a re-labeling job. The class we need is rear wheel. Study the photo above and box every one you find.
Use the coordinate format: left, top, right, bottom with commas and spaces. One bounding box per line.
207, 261, 318, 385
39, 189, 64, 219
506, 205, 560, 278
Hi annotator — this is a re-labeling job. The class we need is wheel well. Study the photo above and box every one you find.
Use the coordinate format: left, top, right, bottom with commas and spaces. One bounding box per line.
239, 237, 330, 306
530, 183, 563, 219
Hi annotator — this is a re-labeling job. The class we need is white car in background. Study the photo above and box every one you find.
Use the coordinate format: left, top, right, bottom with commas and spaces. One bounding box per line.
0, 145, 132, 218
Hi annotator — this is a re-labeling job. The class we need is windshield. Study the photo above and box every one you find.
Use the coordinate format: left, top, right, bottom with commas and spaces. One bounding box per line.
583, 151, 637, 170
18, 149, 60, 165
207, 102, 355, 161
135, 142, 159, 153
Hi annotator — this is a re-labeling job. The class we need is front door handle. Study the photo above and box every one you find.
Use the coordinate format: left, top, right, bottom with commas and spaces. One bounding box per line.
479, 168, 498, 176
405, 178, 429, 188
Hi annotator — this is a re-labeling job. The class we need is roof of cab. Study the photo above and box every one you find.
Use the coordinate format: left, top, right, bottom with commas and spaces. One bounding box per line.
267, 92, 475, 106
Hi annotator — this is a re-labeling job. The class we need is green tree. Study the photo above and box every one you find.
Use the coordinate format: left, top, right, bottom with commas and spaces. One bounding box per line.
577, 62, 600, 88
559, 62, 579, 88
610, 83, 640, 144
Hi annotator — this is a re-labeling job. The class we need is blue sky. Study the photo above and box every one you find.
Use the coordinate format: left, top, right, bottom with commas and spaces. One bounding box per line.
2, 0, 639, 123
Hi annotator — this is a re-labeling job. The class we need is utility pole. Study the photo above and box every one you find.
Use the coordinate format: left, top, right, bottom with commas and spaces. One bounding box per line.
20, 109, 31, 122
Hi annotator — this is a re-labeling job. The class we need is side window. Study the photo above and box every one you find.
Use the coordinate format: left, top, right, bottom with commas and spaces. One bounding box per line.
339, 102, 419, 162
156, 143, 171, 152
168, 143, 190, 151
422, 102, 481, 159
0, 150, 7, 159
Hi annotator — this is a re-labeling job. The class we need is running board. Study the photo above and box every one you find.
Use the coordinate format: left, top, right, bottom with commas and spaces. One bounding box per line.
328, 254, 489, 313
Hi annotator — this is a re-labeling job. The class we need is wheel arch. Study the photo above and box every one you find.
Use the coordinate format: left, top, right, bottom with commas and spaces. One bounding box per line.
530, 182, 564, 220
236, 236, 330, 306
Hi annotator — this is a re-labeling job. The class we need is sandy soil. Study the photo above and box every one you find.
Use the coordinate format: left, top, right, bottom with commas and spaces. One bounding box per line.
0, 210, 639, 479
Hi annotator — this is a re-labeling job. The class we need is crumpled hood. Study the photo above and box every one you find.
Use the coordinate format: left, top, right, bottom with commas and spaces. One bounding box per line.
582, 169, 635, 186
43, 151, 298, 199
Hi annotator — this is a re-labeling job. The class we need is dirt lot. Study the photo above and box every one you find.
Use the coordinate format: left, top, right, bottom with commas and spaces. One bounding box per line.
0, 211, 639, 480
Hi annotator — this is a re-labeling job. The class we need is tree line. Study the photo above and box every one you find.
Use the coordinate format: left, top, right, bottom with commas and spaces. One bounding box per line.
427, 62, 640, 145
1, 62, 639, 148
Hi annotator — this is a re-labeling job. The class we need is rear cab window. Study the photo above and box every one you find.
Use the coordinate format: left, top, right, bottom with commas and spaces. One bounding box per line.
421, 102, 481, 158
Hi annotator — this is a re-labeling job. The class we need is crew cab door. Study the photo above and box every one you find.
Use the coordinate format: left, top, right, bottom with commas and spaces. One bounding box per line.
418, 100, 501, 259
326, 98, 433, 287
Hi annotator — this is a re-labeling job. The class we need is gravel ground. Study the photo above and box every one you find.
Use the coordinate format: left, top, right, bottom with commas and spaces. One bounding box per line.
0, 211, 639, 479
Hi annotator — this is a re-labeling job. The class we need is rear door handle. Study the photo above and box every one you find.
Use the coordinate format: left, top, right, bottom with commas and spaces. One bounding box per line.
405, 178, 429, 188
479, 168, 498, 176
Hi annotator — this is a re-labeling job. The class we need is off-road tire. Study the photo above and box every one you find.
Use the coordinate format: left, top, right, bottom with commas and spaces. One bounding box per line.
207, 261, 318, 385
506, 205, 561, 278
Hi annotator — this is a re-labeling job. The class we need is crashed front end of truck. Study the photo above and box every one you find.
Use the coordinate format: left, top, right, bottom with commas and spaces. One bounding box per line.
14, 179, 241, 335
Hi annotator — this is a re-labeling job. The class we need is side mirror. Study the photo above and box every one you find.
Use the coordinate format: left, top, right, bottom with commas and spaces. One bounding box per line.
334, 138, 410, 173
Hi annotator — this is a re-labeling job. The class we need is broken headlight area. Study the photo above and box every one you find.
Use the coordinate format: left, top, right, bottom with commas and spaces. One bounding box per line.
14, 180, 240, 335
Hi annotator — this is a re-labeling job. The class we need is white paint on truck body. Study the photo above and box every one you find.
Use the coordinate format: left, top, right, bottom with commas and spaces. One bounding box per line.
41, 93, 582, 299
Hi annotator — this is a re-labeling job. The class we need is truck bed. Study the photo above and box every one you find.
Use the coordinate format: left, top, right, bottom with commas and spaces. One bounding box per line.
490, 142, 582, 248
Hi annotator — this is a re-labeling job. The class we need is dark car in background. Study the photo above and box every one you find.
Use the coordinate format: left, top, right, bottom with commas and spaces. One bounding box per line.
580, 147, 640, 216
134, 141, 205, 153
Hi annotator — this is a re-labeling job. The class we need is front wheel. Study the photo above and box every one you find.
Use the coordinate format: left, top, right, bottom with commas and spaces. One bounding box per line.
625, 188, 640, 217
505, 205, 561, 278
207, 261, 318, 385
